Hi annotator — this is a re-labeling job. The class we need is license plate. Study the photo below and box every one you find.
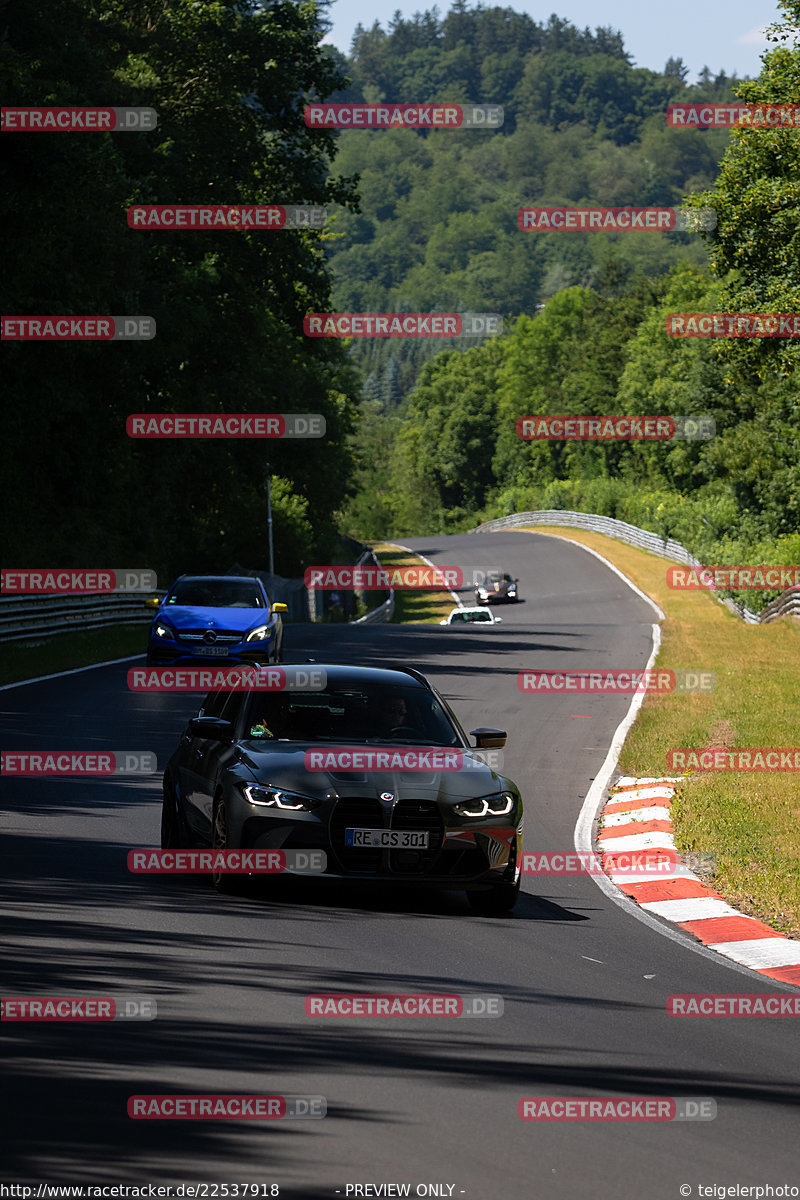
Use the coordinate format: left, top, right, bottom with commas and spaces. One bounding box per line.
345, 828, 430, 849
195, 646, 229, 657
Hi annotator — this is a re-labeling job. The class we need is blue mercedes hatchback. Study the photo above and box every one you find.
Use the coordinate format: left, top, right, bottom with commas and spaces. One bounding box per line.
146, 575, 286, 666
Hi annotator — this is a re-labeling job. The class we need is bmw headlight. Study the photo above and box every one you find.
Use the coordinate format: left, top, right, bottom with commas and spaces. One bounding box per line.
245, 623, 272, 643
453, 791, 515, 818
240, 782, 320, 811
154, 621, 172, 639
477, 588, 488, 598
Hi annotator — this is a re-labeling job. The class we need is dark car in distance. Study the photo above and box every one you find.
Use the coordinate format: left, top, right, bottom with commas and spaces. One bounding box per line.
475, 572, 519, 605
161, 663, 523, 914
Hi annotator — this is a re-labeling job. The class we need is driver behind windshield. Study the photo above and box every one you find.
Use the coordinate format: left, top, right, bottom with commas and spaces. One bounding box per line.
249, 694, 294, 739
374, 696, 411, 738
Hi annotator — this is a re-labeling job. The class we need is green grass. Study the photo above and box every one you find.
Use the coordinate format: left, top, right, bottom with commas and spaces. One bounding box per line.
0, 624, 146, 686
371, 544, 456, 624
517, 526, 800, 937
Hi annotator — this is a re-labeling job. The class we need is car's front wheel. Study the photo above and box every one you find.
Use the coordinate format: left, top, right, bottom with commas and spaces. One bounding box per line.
467, 877, 520, 915
160, 776, 185, 849
211, 794, 245, 894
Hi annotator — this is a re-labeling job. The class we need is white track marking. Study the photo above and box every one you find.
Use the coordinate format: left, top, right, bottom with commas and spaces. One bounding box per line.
597, 831, 676, 851
707, 939, 800, 968
0, 655, 144, 691
602, 806, 672, 826
640, 897, 741, 921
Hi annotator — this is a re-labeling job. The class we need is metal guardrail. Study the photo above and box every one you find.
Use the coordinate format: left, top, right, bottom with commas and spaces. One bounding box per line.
351, 591, 395, 624
472, 510, 700, 562
471, 510, 798, 625
350, 548, 394, 624
0, 592, 165, 643
749, 587, 800, 624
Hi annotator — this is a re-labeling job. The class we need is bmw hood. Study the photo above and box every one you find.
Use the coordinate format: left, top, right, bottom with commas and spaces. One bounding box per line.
236, 743, 512, 804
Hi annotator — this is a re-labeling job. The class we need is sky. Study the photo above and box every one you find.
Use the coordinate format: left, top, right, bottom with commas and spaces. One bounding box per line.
321, 0, 790, 82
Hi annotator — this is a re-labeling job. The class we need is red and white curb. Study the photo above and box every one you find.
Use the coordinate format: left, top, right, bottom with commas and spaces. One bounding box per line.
598, 776, 800, 988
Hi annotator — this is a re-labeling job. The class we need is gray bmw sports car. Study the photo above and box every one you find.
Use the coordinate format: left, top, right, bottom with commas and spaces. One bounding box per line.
160, 663, 524, 913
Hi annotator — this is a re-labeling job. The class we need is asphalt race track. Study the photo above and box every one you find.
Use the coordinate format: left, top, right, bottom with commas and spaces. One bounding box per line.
2, 531, 798, 1197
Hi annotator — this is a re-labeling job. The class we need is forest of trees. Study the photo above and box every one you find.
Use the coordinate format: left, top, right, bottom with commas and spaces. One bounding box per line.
2, 0, 797, 593
331, 1, 799, 599
2, 0, 360, 578
324, 4, 739, 400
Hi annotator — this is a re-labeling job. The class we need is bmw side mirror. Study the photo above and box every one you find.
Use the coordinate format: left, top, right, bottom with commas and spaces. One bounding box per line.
188, 716, 234, 741
470, 727, 507, 749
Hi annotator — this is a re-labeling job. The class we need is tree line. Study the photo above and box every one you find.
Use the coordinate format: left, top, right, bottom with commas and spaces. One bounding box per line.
1, 0, 360, 579
336, 1, 799, 604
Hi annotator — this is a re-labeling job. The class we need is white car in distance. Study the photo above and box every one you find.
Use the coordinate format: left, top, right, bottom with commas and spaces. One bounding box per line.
440, 606, 503, 625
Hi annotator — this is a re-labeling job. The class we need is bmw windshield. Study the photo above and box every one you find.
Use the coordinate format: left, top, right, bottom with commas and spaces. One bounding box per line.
243, 683, 463, 746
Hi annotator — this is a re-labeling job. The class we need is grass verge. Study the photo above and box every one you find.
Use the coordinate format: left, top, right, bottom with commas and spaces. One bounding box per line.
371, 543, 455, 625
516, 525, 800, 938
0, 625, 146, 687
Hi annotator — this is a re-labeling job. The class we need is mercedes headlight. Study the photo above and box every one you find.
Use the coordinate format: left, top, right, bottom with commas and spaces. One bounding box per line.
240, 783, 320, 811
245, 623, 272, 643
154, 621, 172, 639
453, 792, 515, 818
